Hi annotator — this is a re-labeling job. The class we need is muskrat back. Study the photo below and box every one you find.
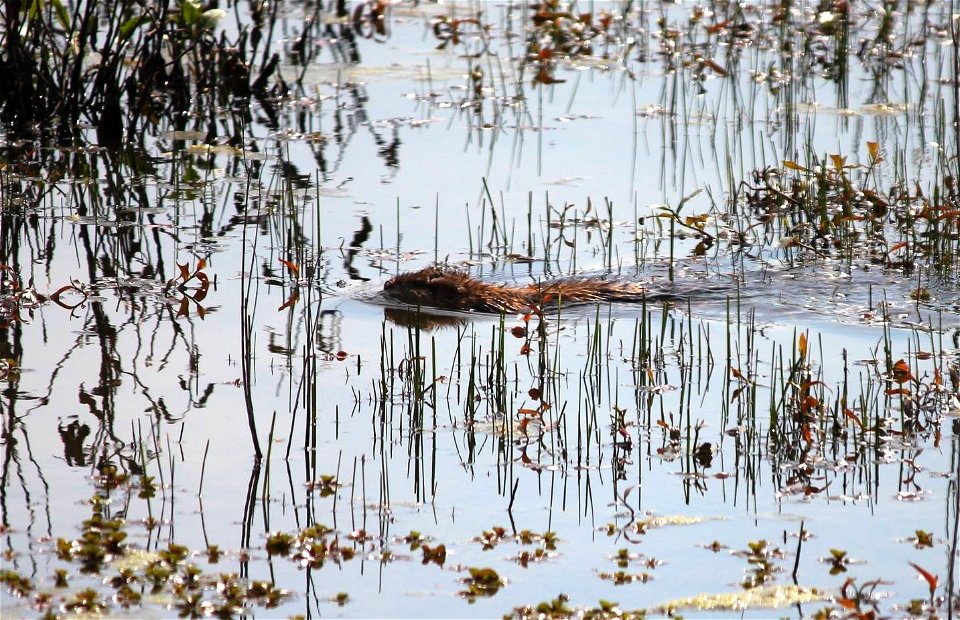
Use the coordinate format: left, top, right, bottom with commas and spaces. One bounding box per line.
383, 267, 705, 313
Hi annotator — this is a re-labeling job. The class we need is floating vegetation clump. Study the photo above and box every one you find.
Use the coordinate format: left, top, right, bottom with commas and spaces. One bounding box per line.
654, 584, 826, 613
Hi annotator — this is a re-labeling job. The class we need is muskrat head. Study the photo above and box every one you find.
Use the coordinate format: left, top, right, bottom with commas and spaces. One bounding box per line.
383, 267, 468, 310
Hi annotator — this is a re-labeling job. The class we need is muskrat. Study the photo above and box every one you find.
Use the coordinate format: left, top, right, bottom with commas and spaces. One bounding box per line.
383, 266, 689, 313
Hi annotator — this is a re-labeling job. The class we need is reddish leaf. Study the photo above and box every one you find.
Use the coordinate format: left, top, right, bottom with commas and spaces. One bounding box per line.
49, 285, 85, 309
706, 19, 730, 34
909, 562, 938, 597
279, 259, 299, 276
837, 597, 857, 610
843, 408, 863, 429
192, 286, 209, 303
890, 359, 913, 383
534, 67, 566, 85
421, 544, 446, 566
278, 290, 299, 311
934, 209, 960, 221
885, 388, 911, 396
704, 59, 728, 76
519, 419, 531, 436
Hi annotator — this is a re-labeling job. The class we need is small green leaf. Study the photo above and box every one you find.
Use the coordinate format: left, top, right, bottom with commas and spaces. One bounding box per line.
119, 15, 151, 41
50, 0, 70, 30
179, 0, 201, 26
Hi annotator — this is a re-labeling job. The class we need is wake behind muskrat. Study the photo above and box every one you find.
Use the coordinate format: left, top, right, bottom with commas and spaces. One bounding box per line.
383, 266, 703, 313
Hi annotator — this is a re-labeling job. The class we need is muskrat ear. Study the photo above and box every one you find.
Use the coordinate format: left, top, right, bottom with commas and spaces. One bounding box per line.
423, 267, 447, 282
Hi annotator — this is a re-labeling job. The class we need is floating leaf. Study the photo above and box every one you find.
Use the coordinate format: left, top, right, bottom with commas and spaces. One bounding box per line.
913, 530, 934, 548
417, 542, 444, 566
467, 567, 502, 585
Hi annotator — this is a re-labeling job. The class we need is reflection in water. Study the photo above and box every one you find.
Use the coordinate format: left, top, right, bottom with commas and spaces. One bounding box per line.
316, 309, 344, 354
342, 215, 373, 282
371, 121, 401, 177
383, 307, 468, 331
58, 420, 90, 467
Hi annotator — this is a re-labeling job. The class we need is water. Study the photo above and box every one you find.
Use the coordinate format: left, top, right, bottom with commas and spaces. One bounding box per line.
2, 1, 958, 617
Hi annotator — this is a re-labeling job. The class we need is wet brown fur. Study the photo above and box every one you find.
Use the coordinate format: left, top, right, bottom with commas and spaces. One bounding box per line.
383, 267, 656, 313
